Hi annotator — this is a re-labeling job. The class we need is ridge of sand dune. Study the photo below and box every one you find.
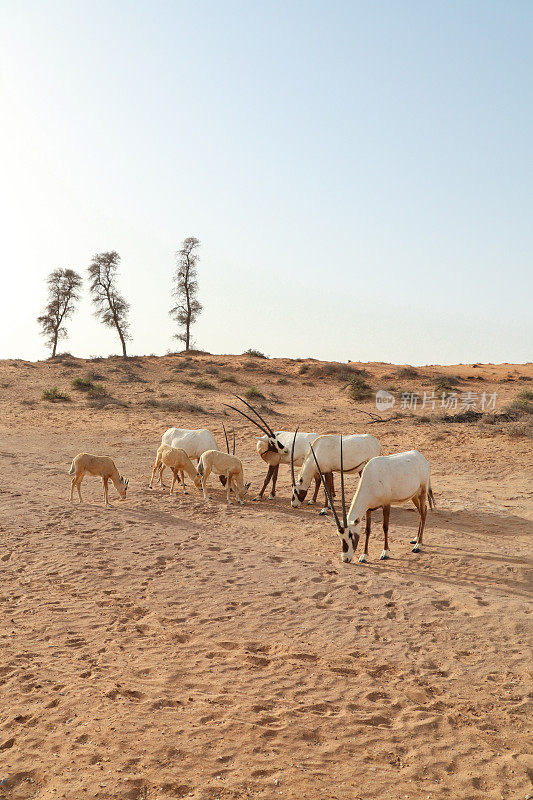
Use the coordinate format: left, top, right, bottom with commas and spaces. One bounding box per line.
0, 355, 531, 799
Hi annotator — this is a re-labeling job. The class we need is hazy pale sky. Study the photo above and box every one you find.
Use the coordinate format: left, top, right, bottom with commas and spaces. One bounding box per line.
1, 1, 531, 365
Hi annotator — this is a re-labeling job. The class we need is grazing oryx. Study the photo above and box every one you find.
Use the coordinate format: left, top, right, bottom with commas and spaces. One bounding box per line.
149, 445, 202, 494
254, 430, 322, 502
69, 453, 128, 508
291, 432, 381, 515
156, 427, 221, 487
311, 443, 434, 563
197, 445, 251, 505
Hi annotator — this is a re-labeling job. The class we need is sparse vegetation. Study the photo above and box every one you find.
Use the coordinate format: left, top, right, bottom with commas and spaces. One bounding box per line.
219, 373, 238, 384
244, 386, 264, 400
244, 349, 268, 359
141, 398, 203, 413
432, 375, 461, 393
72, 376, 97, 391
346, 375, 372, 401
194, 379, 216, 390
42, 386, 71, 402
396, 366, 418, 378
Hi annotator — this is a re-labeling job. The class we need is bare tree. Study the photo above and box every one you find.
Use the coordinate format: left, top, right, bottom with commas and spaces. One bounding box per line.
37, 268, 83, 358
170, 237, 203, 351
88, 251, 130, 358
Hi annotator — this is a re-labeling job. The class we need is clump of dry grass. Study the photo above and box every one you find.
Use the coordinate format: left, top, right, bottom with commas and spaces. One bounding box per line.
396, 366, 418, 379
244, 348, 268, 358
219, 373, 238, 384
42, 386, 71, 402
244, 386, 264, 400
194, 379, 216, 391
346, 374, 373, 401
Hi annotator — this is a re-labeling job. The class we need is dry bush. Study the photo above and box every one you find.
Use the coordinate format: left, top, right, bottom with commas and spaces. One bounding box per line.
141, 398, 203, 413
346, 374, 373, 401
72, 376, 96, 391
42, 386, 71, 402
505, 421, 533, 438
396, 366, 418, 378
244, 386, 264, 400
194, 379, 216, 391
220, 373, 238, 384
277, 377, 289, 385
432, 375, 461, 392
244, 348, 268, 358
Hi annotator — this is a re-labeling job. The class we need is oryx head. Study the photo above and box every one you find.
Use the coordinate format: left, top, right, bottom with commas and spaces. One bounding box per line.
224, 395, 288, 456
290, 426, 308, 507
119, 476, 129, 499
309, 436, 358, 562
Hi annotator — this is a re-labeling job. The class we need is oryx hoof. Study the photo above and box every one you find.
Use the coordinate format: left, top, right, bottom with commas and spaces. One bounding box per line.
267, 493, 275, 500
252, 495, 262, 502
307, 499, 316, 505
379, 550, 390, 560
318, 508, 328, 516
358, 553, 368, 563
411, 543, 421, 553
410, 539, 417, 544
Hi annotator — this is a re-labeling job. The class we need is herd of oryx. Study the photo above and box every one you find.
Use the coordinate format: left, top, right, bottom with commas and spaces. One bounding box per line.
68, 395, 435, 564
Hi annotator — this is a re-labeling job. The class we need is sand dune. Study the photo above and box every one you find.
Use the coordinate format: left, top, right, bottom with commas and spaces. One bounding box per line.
0, 354, 531, 799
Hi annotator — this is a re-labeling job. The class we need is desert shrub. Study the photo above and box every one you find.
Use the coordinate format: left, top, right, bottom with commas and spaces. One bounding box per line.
310, 363, 368, 382
72, 376, 96, 391
298, 364, 310, 374
277, 377, 289, 385
194, 379, 216, 390
517, 389, 533, 403
42, 386, 71, 402
204, 366, 219, 375
220, 373, 238, 384
141, 398, 203, 413
396, 366, 418, 378
433, 375, 461, 393
88, 395, 128, 409
244, 348, 268, 358
244, 386, 264, 400
506, 421, 533, 438
88, 383, 107, 398
346, 375, 372, 401
119, 370, 147, 384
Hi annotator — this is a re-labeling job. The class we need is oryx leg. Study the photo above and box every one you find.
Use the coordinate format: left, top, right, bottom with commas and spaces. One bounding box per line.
410, 494, 421, 544
412, 490, 427, 552
359, 510, 372, 562
380, 505, 391, 560
180, 470, 188, 494
70, 473, 83, 503
226, 472, 233, 505
268, 464, 279, 499
254, 465, 275, 500
319, 472, 333, 515
201, 465, 212, 501
149, 455, 162, 489
103, 477, 111, 508
308, 474, 321, 505
170, 469, 179, 495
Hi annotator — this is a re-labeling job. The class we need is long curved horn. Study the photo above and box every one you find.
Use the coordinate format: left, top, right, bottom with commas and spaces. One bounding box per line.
340, 435, 347, 529
223, 404, 270, 436
309, 443, 343, 533
232, 426, 235, 456
290, 425, 300, 487
232, 394, 275, 437
222, 423, 230, 454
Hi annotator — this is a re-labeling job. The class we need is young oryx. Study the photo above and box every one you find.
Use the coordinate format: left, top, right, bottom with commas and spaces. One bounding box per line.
156, 427, 220, 487
68, 453, 129, 508
196, 423, 250, 504
311, 443, 434, 563
223, 395, 290, 458
149, 445, 202, 495
254, 430, 322, 502
291, 431, 381, 515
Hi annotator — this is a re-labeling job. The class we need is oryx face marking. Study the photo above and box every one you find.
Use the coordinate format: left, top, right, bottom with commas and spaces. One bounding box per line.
291, 486, 308, 507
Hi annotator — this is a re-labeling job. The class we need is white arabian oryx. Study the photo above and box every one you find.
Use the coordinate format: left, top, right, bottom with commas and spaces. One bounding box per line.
290, 430, 381, 515
310, 439, 434, 563
154, 427, 223, 488
224, 396, 324, 503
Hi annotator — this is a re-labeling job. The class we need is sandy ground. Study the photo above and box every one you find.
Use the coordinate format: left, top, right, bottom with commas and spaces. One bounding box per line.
0, 354, 532, 800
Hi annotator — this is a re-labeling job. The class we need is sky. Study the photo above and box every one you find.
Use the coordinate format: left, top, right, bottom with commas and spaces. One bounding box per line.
1, 0, 531, 365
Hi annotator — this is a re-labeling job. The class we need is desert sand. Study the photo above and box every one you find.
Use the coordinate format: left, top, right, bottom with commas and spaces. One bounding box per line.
0, 353, 531, 800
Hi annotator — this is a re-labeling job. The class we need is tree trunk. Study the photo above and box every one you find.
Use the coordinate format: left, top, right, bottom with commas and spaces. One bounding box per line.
118, 327, 127, 358
51, 331, 58, 358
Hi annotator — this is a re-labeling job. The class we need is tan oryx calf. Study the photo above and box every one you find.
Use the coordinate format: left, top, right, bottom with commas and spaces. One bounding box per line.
68, 453, 129, 508
197, 450, 251, 505
149, 445, 202, 495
